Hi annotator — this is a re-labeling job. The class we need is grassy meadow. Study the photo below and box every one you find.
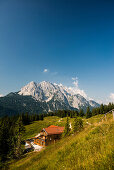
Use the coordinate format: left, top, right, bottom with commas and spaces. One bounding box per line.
24, 114, 106, 139
10, 113, 114, 170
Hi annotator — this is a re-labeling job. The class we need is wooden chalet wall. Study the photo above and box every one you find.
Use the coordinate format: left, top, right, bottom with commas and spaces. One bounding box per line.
34, 126, 64, 146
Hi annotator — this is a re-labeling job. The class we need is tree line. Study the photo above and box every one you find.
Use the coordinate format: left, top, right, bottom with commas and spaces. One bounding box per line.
49, 102, 114, 119
0, 116, 25, 168
1, 102, 113, 127
0, 102, 114, 167
2, 102, 113, 126
86, 102, 114, 118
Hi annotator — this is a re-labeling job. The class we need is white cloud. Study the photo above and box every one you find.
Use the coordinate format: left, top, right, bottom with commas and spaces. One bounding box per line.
43, 69, 58, 76
99, 93, 114, 104
96, 99, 103, 104
69, 77, 87, 99
43, 69, 49, 73
109, 93, 114, 102
72, 77, 78, 81
0, 94, 3, 97
72, 77, 78, 87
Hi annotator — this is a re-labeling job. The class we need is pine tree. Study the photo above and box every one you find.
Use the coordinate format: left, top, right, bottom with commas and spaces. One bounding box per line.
14, 116, 25, 158
39, 114, 44, 120
78, 117, 83, 129
73, 116, 78, 132
73, 117, 83, 133
0, 118, 10, 162
79, 109, 84, 117
100, 104, 104, 114
86, 107, 92, 119
70, 112, 73, 118
63, 117, 70, 136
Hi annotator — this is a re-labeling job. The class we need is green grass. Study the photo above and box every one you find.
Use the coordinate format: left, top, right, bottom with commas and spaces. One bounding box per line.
24, 114, 109, 139
10, 114, 114, 170
23, 116, 76, 139
23, 116, 60, 139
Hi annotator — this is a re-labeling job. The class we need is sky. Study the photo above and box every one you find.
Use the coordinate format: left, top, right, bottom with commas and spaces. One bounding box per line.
0, 0, 114, 103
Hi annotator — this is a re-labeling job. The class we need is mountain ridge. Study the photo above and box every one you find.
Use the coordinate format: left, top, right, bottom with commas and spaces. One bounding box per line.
18, 81, 99, 110
0, 81, 100, 116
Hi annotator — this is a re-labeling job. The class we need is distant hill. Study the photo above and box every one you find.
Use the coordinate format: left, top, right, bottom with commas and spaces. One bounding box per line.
0, 92, 74, 116
0, 81, 100, 116
0, 92, 47, 116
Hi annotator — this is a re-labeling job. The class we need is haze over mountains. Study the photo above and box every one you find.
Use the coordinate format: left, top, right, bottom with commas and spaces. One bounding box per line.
0, 81, 100, 116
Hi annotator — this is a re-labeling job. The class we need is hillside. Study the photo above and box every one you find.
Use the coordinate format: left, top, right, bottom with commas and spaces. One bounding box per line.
0, 93, 48, 116
10, 113, 114, 170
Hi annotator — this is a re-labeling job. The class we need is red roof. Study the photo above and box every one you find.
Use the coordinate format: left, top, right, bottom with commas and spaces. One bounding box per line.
44, 125, 64, 135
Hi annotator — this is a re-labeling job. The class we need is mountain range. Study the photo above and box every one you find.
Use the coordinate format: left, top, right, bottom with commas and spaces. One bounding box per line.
0, 81, 100, 116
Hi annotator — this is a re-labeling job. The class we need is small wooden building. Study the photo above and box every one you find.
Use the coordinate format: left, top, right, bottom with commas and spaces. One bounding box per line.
34, 125, 64, 146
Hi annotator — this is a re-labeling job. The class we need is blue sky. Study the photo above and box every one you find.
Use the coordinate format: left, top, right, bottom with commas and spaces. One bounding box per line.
0, 0, 114, 103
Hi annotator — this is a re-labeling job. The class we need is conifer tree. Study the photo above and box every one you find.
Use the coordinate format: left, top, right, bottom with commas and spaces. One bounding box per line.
70, 112, 73, 118
73, 116, 78, 132
79, 109, 84, 117
86, 107, 92, 119
39, 114, 44, 120
73, 117, 83, 133
63, 117, 70, 136
14, 116, 25, 158
0, 118, 10, 162
78, 117, 83, 129
100, 104, 104, 114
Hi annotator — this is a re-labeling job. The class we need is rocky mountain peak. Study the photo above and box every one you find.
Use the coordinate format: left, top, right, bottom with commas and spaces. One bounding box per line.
18, 81, 100, 110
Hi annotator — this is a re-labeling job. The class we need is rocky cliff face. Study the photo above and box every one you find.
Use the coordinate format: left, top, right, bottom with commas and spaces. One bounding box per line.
19, 81, 99, 111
